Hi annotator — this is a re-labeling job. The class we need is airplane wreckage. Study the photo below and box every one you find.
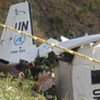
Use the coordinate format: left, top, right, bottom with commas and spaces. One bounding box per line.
0, 1, 100, 100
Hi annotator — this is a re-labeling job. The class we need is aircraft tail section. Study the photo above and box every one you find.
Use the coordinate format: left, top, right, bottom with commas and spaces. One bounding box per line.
0, 1, 37, 64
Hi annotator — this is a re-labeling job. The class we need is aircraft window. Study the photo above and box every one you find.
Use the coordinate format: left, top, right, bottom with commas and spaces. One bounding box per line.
91, 70, 100, 84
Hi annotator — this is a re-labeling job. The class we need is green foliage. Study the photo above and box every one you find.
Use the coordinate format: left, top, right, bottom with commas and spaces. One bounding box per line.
89, 1, 98, 12
49, 16, 63, 32
0, 73, 45, 100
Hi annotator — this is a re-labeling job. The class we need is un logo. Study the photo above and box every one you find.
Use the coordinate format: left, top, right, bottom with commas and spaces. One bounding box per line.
14, 34, 26, 45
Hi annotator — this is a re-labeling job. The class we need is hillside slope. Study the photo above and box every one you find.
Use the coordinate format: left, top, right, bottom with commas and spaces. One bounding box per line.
0, 0, 100, 39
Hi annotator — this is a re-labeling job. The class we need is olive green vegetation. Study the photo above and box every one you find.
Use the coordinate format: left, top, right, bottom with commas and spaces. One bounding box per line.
0, 73, 45, 100
0, 0, 100, 39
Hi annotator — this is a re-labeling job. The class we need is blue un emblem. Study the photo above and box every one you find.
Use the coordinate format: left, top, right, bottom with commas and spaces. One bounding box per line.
14, 34, 26, 45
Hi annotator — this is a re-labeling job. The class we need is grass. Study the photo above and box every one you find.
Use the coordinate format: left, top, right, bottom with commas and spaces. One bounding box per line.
0, 73, 45, 100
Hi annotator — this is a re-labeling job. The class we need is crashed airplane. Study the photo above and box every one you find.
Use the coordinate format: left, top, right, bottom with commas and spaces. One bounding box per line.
0, 1, 100, 100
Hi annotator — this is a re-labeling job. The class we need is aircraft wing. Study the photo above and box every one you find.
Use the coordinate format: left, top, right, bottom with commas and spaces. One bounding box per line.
53, 34, 100, 55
